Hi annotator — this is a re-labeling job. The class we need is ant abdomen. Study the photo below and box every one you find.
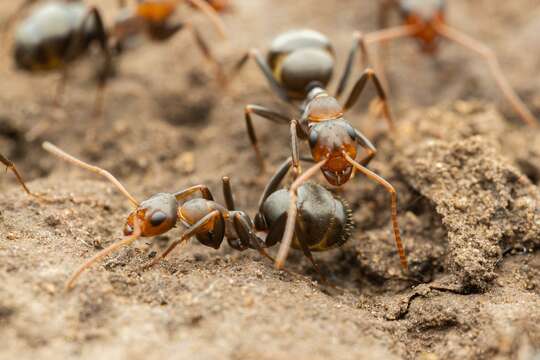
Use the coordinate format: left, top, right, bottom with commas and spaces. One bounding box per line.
261, 182, 353, 251
267, 29, 335, 99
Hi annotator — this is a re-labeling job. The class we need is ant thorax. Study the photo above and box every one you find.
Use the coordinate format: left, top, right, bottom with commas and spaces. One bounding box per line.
302, 91, 343, 123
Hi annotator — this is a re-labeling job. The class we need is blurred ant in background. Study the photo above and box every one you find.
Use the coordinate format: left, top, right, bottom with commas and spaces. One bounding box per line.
9, 1, 112, 113
365, 0, 538, 126
112, 0, 228, 82
230, 29, 407, 271
4, 0, 228, 112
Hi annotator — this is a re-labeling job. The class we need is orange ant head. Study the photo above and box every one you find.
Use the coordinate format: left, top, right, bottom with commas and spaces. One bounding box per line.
124, 193, 178, 237
304, 95, 357, 186
136, 1, 176, 23
307, 115, 357, 187
400, 0, 445, 53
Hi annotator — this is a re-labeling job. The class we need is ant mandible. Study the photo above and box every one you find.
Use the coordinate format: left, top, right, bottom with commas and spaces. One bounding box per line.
42, 142, 275, 290
368, 0, 538, 126
253, 157, 408, 275
229, 29, 406, 270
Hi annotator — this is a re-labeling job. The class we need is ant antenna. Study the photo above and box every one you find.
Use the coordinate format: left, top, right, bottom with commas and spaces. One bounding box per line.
42, 142, 139, 207
65, 217, 142, 290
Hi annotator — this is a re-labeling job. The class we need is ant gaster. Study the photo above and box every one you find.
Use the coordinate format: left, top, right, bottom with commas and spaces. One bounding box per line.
42, 142, 275, 290
253, 157, 407, 275
370, 0, 538, 126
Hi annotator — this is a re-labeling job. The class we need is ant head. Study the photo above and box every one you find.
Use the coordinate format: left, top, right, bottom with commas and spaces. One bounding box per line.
400, 0, 445, 53
136, 1, 176, 23
306, 99, 357, 186
124, 193, 178, 237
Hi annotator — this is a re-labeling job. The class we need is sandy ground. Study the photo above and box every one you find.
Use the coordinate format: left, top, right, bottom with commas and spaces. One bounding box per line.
1, 1, 540, 359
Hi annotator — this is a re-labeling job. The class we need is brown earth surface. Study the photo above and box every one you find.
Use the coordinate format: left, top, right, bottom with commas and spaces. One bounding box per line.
1, 1, 540, 359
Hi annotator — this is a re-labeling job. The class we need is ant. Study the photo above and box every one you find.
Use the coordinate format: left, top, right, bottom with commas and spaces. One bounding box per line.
10, 1, 112, 113
228, 29, 406, 270
0, 152, 48, 201
112, 0, 227, 82
229, 29, 393, 177
253, 157, 407, 275
366, 0, 538, 126
42, 142, 277, 290
8, 0, 227, 112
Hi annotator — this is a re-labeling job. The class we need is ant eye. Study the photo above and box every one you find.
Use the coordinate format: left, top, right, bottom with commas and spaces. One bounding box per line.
308, 130, 319, 148
150, 211, 167, 227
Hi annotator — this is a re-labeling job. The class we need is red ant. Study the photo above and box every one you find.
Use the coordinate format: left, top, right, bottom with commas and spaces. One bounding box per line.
42, 142, 276, 290
229, 29, 407, 271
366, 0, 538, 126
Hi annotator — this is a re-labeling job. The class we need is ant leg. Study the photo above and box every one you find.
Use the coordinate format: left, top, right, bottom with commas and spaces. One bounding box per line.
343, 68, 396, 133
185, 0, 227, 39
42, 142, 139, 207
228, 49, 290, 103
63, 7, 111, 115
434, 23, 538, 127
173, 185, 214, 202
343, 152, 408, 271
65, 217, 142, 290
374, 0, 400, 90
290, 120, 302, 177
233, 212, 275, 263
86, 7, 112, 115
296, 234, 324, 280
143, 210, 223, 269
254, 157, 293, 230
275, 160, 327, 269
221, 176, 235, 210
336, 31, 371, 98
244, 104, 291, 172
163, 20, 224, 84
0, 153, 46, 200
355, 129, 377, 167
